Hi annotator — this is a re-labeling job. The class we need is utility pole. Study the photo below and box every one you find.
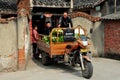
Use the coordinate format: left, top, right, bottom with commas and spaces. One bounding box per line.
114, 0, 117, 13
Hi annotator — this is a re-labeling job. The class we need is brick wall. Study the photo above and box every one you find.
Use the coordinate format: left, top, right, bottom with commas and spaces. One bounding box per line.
17, 0, 31, 70
17, 0, 30, 16
104, 20, 120, 59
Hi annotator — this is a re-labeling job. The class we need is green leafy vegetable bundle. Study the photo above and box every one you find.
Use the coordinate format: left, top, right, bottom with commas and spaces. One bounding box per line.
42, 29, 64, 44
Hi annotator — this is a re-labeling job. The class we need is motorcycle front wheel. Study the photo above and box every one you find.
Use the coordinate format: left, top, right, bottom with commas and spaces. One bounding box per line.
81, 60, 93, 79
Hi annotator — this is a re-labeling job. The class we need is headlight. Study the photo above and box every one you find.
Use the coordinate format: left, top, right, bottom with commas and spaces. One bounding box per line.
82, 41, 88, 46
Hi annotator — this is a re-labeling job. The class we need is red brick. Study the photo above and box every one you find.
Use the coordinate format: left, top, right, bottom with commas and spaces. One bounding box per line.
104, 20, 120, 54
18, 46, 25, 70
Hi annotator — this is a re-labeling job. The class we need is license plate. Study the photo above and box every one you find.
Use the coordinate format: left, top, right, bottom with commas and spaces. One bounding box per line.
80, 49, 88, 52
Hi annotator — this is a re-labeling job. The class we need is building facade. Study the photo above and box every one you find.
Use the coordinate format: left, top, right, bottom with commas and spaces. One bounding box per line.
2, 0, 116, 71
101, 0, 120, 60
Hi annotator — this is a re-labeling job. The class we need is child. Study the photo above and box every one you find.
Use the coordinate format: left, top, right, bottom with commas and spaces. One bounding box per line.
32, 25, 39, 59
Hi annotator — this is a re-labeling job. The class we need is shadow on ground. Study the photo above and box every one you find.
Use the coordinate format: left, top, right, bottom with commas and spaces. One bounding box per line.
31, 58, 83, 78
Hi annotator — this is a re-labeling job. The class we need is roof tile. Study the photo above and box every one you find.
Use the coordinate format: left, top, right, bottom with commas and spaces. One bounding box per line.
101, 12, 120, 20
0, 0, 17, 14
32, 0, 70, 8
74, 0, 105, 9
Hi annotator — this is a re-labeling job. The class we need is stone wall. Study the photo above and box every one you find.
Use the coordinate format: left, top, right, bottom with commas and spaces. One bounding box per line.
0, 16, 30, 71
91, 21, 104, 57
0, 20, 18, 71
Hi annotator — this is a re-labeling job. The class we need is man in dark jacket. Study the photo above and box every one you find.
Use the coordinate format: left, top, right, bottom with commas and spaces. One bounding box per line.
58, 12, 73, 28
44, 21, 52, 35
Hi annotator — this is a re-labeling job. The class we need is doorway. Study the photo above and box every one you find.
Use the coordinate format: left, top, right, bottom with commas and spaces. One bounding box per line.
51, 15, 61, 28
32, 15, 46, 34
32, 14, 62, 34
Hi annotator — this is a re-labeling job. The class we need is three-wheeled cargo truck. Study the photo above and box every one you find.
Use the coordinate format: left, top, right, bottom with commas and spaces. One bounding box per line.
37, 27, 93, 79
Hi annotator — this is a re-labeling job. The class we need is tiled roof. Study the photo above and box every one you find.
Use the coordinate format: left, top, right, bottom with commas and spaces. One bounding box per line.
0, 0, 17, 14
101, 12, 120, 20
32, 0, 70, 8
74, 0, 105, 9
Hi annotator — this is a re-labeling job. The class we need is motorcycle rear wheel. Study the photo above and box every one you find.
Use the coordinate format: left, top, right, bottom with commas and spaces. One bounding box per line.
41, 52, 51, 66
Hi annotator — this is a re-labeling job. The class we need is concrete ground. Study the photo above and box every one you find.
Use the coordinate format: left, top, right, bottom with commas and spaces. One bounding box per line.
0, 58, 120, 80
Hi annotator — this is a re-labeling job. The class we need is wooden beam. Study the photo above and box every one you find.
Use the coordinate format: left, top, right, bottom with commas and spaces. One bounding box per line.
0, 14, 1, 18
70, 0, 73, 12
114, 0, 117, 13
0, 12, 17, 15
32, 12, 63, 16
71, 0, 73, 9
30, 0, 33, 8
32, 5, 70, 8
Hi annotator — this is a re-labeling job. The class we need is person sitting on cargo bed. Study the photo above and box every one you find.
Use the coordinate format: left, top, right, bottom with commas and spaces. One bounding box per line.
44, 21, 52, 35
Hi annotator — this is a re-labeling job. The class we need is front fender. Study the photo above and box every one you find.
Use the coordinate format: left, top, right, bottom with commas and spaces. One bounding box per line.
83, 56, 91, 62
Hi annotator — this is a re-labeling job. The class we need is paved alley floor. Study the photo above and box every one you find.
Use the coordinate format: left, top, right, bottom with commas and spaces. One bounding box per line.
0, 58, 120, 80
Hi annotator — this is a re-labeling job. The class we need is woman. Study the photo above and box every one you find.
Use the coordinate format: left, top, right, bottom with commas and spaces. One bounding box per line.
32, 25, 39, 59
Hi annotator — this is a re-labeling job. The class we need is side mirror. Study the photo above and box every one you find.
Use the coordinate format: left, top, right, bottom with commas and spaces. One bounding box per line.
90, 28, 93, 34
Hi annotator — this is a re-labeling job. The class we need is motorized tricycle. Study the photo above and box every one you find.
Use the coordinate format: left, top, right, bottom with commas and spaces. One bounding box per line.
37, 26, 93, 79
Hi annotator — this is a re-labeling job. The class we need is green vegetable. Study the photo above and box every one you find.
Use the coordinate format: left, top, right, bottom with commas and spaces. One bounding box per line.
42, 36, 50, 45
58, 29, 63, 33
58, 36, 64, 42
52, 37, 57, 43
42, 29, 64, 44
52, 29, 57, 36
